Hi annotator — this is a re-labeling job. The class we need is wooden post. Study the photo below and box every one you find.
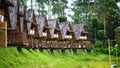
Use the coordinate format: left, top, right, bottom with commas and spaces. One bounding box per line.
108, 39, 111, 66
115, 44, 118, 64
0, 21, 7, 48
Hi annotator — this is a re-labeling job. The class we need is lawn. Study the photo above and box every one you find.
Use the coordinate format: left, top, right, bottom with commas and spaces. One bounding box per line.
0, 47, 119, 68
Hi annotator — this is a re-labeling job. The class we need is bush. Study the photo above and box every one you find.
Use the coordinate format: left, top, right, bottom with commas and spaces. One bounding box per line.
57, 16, 67, 22
93, 40, 108, 54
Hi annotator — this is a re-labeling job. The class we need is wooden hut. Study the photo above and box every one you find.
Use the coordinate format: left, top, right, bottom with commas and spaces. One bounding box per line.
35, 15, 50, 39
24, 10, 39, 48
72, 24, 92, 49
73, 24, 90, 41
48, 19, 62, 40
7, 4, 29, 47
0, 0, 15, 48
47, 19, 62, 48
35, 15, 51, 48
59, 22, 75, 40
59, 22, 76, 48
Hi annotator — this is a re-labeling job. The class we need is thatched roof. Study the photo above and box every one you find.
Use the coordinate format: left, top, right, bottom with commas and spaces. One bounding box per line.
35, 15, 50, 38
25, 10, 38, 35
18, 5, 24, 17
59, 22, 74, 40
7, 0, 18, 30
25, 10, 34, 22
73, 24, 88, 40
48, 19, 61, 39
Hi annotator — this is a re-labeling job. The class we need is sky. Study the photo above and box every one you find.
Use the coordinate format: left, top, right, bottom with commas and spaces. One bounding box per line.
117, 2, 120, 7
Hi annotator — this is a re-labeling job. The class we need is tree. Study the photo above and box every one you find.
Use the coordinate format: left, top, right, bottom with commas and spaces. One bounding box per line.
57, 16, 67, 22
52, 2, 63, 17
106, 0, 120, 40
36, 0, 47, 15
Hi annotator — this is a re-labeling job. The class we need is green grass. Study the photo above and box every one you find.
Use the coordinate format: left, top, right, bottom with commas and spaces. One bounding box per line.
0, 47, 119, 68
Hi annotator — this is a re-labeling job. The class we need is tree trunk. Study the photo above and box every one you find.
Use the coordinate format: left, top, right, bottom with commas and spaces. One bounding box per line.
104, 14, 106, 47
31, 0, 33, 10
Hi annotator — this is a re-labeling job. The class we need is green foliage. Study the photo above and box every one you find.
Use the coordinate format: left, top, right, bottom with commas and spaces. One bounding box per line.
115, 27, 120, 47
93, 40, 108, 54
93, 40, 120, 56
91, 18, 99, 29
94, 40, 103, 48
97, 30, 104, 40
52, 2, 63, 16
57, 16, 67, 22
0, 47, 119, 68
105, 0, 120, 40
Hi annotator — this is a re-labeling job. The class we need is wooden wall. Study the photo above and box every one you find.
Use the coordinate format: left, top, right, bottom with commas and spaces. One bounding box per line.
0, 21, 7, 48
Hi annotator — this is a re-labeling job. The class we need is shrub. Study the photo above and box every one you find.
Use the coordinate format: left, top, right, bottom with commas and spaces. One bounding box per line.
57, 16, 67, 22
93, 40, 108, 54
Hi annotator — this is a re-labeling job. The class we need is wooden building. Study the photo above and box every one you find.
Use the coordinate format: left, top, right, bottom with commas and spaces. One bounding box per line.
47, 19, 62, 48
59, 22, 76, 48
7, 4, 29, 47
72, 24, 92, 49
0, 0, 16, 48
35, 15, 50, 39
0, 0, 93, 50
35, 15, 51, 48
48, 19, 62, 40
0, 10, 7, 48
25, 10, 39, 48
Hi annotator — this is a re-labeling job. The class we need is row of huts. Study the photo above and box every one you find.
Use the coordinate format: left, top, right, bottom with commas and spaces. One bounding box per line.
0, 0, 92, 50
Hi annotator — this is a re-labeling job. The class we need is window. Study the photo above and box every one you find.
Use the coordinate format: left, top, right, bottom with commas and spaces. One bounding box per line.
42, 32, 47, 37
54, 34, 58, 38
30, 29, 35, 35
0, 14, 4, 22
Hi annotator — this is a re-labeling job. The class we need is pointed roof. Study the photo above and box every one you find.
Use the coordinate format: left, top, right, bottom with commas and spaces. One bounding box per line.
7, 0, 18, 30
25, 10, 34, 22
25, 10, 39, 35
35, 15, 50, 38
48, 19, 61, 39
73, 24, 88, 40
59, 22, 74, 40
18, 5, 24, 17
